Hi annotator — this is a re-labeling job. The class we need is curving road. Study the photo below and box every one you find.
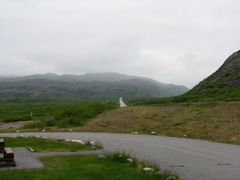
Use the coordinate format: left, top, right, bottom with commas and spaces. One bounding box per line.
1, 132, 240, 180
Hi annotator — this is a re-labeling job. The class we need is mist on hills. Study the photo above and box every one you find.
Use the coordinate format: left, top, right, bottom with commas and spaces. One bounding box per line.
0, 72, 188, 101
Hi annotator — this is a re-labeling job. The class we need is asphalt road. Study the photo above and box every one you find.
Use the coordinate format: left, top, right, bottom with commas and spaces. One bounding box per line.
1, 132, 240, 180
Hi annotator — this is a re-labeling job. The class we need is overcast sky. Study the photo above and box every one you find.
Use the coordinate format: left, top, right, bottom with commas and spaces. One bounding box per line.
0, 0, 240, 88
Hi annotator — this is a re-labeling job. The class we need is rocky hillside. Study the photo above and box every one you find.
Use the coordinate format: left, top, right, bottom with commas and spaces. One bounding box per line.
0, 73, 188, 101
188, 50, 240, 98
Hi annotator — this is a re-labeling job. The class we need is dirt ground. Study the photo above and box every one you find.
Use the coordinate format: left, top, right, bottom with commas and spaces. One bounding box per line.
0, 121, 34, 132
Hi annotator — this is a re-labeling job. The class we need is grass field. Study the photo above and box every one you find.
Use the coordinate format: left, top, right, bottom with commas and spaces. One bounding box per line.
0, 101, 116, 130
0, 154, 177, 180
2, 137, 96, 152
81, 102, 240, 145
1, 100, 240, 145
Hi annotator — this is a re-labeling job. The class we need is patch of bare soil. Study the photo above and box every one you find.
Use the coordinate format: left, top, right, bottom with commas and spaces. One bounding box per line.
0, 121, 34, 131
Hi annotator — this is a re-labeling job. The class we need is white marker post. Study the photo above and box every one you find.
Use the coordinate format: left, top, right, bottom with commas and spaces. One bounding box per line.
119, 97, 127, 108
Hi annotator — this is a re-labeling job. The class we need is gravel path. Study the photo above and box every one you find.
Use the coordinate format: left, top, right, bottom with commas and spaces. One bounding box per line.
1, 132, 240, 180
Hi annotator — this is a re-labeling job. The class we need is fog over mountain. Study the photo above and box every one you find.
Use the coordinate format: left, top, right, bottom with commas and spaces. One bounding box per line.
0, 0, 240, 88
0, 73, 188, 101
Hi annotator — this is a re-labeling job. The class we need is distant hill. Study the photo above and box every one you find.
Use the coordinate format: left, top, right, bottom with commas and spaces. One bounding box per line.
0, 72, 137, 82
0, 73, 188, 101
187, 50, 240, 99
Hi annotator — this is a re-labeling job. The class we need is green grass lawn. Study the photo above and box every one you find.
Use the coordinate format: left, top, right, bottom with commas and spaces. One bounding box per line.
0, 155, 178, 180
2, 137, 97, 152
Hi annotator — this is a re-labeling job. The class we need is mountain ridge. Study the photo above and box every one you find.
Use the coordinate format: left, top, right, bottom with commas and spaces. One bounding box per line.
0, 72, 166, 82
0, 72, 188, 101
187, 50, 240, 99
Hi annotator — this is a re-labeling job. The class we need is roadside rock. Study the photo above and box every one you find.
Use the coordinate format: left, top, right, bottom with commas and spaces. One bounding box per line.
127, 158, 133, 163
28, 147, 34, 152
143, 167, 154, 173
167, 176, 177, 180
151, 131, 157, 135
155, 171, 163, 176
131, 132, 139, 134
90, 141, 96, 146
98, 154, 106, 158
90, 146, 97, 151
71, 139, 85, 145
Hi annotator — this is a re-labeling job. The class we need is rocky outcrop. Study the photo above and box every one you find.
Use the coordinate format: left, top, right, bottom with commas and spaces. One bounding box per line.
189, 50, 240, 95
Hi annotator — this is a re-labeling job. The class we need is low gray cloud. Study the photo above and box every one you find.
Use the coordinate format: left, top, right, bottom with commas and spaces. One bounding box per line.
0, 0, 240, 87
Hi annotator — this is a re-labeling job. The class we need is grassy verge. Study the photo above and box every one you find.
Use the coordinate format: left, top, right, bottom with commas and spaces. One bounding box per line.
0, 154, 178, 180
2, 137, 99, 152
81, 102, 240, 145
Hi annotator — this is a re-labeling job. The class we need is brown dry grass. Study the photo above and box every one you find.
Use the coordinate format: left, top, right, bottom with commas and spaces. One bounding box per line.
79, 102, 240, 145
0, 120, 34, 132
